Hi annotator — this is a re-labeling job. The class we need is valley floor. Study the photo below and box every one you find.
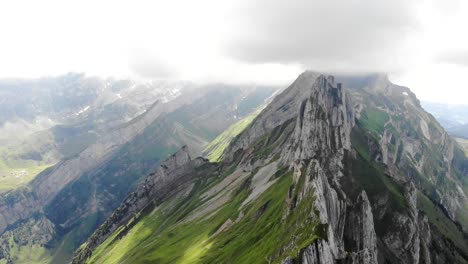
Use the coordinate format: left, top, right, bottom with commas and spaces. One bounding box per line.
0, 159, 53, 193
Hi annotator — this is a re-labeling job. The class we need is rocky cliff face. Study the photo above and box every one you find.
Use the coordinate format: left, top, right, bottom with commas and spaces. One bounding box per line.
74, 72, 468, 264
274, 74, 377, 263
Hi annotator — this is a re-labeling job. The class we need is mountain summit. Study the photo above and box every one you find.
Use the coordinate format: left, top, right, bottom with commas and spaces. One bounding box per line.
74, 72, 468, 264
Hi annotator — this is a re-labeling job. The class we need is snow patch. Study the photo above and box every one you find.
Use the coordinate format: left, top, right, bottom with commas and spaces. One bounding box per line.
75, 106, 90, 116
402, 92, 409, 96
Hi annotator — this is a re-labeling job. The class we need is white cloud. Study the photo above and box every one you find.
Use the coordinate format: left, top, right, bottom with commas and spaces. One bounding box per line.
225, 0, 422, 73
0, 0, 467, 103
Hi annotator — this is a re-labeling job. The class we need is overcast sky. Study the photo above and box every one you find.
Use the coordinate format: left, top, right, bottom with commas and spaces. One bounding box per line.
0, 0, 467, 104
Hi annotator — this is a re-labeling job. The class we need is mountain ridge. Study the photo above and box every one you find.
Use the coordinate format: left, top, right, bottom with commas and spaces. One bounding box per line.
73, 71, 468, 263
68, 71, 468, 264
74, 71, 358, 263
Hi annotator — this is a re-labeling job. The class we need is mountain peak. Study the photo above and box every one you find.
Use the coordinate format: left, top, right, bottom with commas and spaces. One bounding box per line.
223, 72, 353, 164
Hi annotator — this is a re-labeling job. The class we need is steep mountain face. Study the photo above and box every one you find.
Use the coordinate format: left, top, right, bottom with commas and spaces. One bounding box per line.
73, 72, 468, 263
342, 74, 468, 226
340, 74, 468, 263
0, 83, 277, 263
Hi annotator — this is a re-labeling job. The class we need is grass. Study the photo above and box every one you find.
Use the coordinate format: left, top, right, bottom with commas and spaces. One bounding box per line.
202, 172, 322, 263
347, 153, 407, 214
203, 108, 262, 162
0, 130, 58, 192
351, 124, 371, 161
87, 167, 323, 264
359, 108, 389, 137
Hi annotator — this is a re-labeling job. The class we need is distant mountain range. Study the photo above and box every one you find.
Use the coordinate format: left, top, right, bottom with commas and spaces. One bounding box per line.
422, 101, 468, 139
0, 74, 279, 263
0, 73, 186, 192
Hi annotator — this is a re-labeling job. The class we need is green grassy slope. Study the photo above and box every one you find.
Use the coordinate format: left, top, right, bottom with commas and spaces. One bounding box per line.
87, 168, 323, 264
359, 108, 389, 138
203, 108, 262, 162
85, 115, 324, 264
0, 156, 53, 193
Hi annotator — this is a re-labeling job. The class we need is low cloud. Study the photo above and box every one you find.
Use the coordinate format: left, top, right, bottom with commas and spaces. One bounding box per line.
435, 50, 468, 66
128, 49, 177, 79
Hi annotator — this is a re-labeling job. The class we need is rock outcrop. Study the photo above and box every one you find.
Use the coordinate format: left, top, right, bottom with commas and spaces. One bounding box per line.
281, 75, 354, 162
278, 74, 377, 263
344, 191, 378, 264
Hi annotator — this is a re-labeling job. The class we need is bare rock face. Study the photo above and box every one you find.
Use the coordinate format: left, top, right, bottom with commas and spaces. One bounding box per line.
281, 75, 354, 163
257, 73, 378, 264
301, 240, 335, 264
294, 76, 377, 264
308, 159, 347, 260
224, 71, 322, 161
345, 191, 378, 264
297, 167, 377, 264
